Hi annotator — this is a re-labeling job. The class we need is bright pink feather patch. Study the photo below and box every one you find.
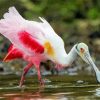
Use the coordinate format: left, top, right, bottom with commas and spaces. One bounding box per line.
8, 44, 13, 52
3, 44, 23, 61
18, 31, 44, 53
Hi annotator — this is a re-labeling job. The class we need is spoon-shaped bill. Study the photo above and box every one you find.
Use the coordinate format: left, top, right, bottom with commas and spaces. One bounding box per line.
84, 52, 100, 82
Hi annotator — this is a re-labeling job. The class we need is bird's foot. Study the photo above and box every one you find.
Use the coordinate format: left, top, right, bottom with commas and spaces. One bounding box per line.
19, 83, 23, 87
42, 78, 51, 83
39, 79, 45, 86
39, 78, 51, 86
19, 80, 24, 87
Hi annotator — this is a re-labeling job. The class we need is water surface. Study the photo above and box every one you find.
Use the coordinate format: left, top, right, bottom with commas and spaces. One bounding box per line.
0, 74, 100, 100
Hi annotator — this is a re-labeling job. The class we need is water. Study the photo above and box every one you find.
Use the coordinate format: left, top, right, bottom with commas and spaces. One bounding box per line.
0, 74, 100, 100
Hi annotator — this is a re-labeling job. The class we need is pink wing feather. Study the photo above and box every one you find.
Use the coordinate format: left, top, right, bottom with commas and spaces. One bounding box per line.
18, 31, 44, 53
3, 44, 23, 61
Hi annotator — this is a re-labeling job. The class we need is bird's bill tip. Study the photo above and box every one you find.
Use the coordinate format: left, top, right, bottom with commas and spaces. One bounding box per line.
83, 53, 100, 82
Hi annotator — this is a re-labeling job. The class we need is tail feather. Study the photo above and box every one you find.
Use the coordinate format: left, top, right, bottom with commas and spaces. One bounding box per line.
3, 44, 23, 62
4, 7, 23, 20
0, 7, 25, 35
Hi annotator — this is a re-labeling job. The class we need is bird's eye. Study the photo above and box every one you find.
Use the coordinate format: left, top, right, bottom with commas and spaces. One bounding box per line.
80, 48, 85, 53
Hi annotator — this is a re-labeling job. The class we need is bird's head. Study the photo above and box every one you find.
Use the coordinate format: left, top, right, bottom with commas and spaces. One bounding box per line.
75, 43, 100, 82
75, 43, 96, 66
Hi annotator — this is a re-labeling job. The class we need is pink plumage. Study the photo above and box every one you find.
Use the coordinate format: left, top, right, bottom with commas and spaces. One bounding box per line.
0, 7, 48, 86
0, 7, 67, 86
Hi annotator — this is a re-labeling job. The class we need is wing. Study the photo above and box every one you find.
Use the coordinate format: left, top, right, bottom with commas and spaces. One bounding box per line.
3, 44, 23, 61
0, 6, 65, 60
0, 7, 45, 55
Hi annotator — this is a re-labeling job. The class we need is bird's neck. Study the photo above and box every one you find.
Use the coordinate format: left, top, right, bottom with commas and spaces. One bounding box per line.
67, 45, 78, 64
62, 45, 78, 67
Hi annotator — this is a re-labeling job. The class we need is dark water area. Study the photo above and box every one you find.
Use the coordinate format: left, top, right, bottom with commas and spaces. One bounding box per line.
0, 75, 100, 100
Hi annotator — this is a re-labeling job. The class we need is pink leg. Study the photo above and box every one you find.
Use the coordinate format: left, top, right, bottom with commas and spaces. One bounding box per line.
19, 63, 33, 87
34, 61, 44, 85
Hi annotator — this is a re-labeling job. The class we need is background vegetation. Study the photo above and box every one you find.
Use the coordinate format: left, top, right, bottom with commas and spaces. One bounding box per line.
0, 0, 100, 75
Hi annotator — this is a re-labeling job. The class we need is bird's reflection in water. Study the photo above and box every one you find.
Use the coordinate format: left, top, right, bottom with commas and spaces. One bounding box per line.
2, 86, 69, 100
1, 84, 100, 100
3, 95, 68, 100
2, 86, 44, 100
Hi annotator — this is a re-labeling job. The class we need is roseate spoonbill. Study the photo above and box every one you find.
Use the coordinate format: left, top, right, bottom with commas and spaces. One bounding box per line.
0, 7, 100, 87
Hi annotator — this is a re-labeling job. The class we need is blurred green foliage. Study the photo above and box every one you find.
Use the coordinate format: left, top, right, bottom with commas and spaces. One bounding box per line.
0, 0, 100, 19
